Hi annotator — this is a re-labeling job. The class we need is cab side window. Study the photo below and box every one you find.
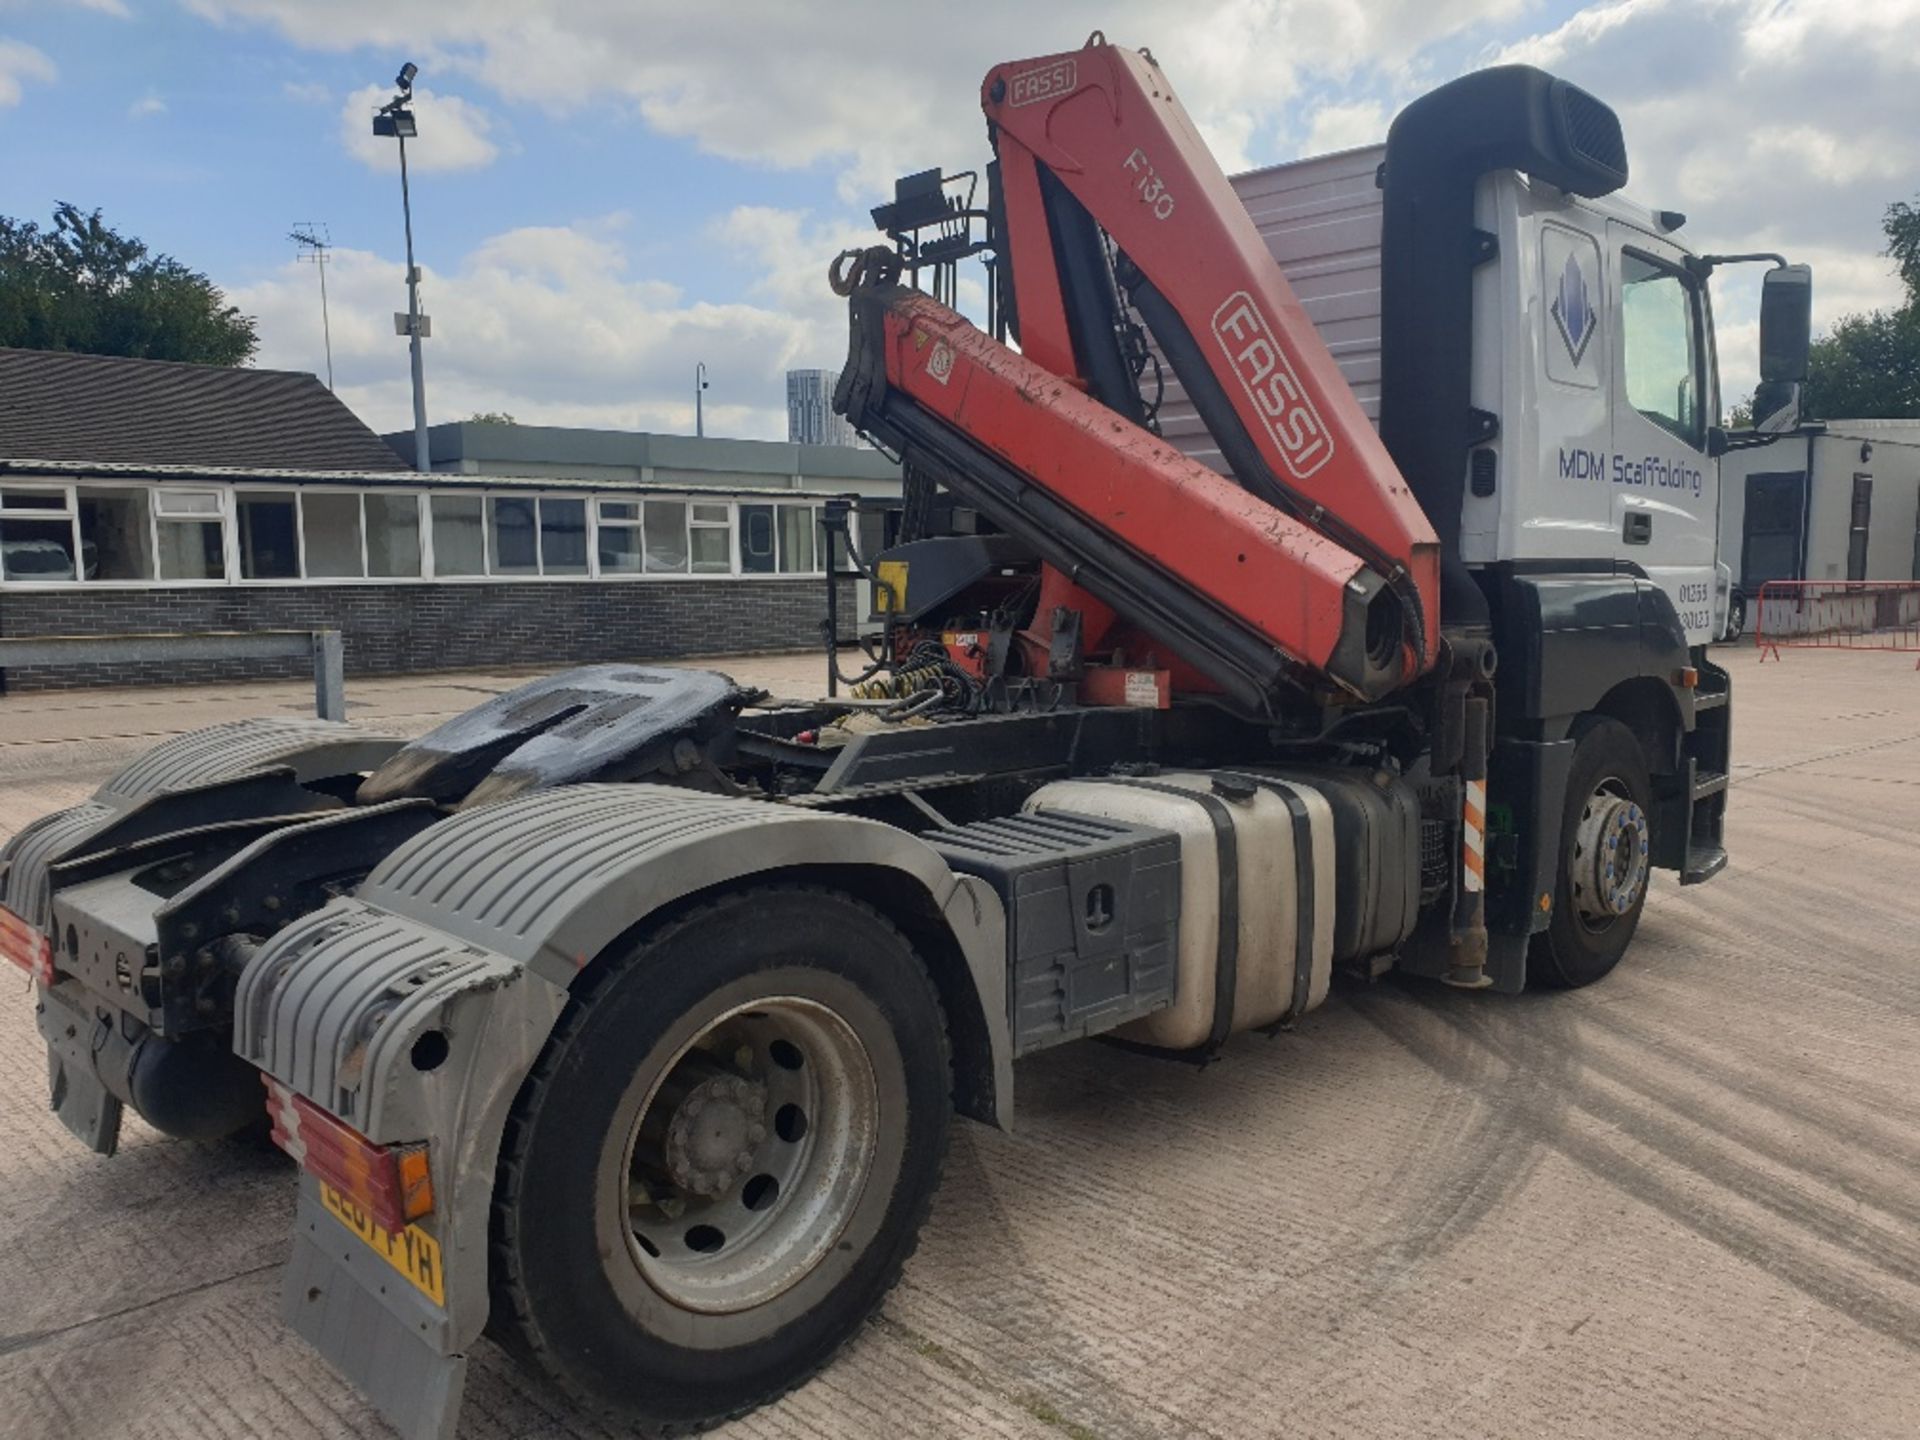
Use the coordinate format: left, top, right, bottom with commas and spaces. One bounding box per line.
1620, 251, 1704, 449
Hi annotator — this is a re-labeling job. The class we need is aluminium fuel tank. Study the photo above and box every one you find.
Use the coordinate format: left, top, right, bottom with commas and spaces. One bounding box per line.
1024, 771, 1335, 1051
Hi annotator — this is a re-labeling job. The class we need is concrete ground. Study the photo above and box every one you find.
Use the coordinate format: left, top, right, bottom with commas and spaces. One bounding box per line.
1, 646, 1916, 1440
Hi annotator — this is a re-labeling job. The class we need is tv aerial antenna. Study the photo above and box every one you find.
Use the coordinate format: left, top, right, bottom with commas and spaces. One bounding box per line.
289, 223, 335, 391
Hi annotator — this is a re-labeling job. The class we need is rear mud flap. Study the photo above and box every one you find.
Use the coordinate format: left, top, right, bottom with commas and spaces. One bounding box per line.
38, 982, 125, 1155
284, 1183, 466, 1440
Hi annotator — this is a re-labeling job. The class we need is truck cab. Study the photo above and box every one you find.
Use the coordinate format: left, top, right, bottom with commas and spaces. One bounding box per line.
1469, 179, 1723, 643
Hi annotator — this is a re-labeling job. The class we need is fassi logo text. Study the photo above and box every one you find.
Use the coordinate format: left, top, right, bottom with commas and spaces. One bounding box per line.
1210, 292, 1334, 480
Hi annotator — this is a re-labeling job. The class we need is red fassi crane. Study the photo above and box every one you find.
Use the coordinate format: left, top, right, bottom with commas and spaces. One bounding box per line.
836, 35, 1440, 708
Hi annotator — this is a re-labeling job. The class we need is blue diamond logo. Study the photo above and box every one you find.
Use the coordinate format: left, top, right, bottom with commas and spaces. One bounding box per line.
1551, 251, 1596, 365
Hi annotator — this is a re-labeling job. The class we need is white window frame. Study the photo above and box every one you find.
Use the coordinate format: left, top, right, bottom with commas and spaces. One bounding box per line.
594, 496, 647, 578
359, 488, 428, 582
535, 493, 593, 579
0, 482, 82, 584
152, 486, 231, 586
426, 491, 491, 581
232, 487, 305, 582
483, 491, 545, 579
689, 500, 734, 576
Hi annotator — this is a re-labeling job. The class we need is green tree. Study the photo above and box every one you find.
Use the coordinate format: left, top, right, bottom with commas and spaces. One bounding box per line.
1783, 192, 1920, 421
1885, 196, 1920, 298
1802, 307, 1920, 419
465, 411, 518, 425
0, 202, 257, 365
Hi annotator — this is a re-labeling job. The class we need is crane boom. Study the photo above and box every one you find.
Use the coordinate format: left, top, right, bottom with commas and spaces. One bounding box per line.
837, 36, 1442, 706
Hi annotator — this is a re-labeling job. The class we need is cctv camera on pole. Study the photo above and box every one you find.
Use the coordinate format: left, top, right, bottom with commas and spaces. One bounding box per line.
375, 61, 430, 471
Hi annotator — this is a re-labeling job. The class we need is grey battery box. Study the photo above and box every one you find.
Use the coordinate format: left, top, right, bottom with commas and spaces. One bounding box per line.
923, 811, 1179, 1054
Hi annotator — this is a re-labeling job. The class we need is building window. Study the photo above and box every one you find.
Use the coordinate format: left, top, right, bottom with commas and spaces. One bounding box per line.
598, 499, 643, 574
1847, 473, 1872, 582
365, 492, 423, 578
738, 502, 821, 575
540, 497, 589, 576
488, 496, 540, 575
431, 494, 486, 576
739, 504, 777, 574
0, 480, 824, 587
1, 486, 78, 581
778, 504, 818, 574
154, 488, 225, 581
302, 491, 365, 578
643, 499, 690, 573
691, 502, 732, 573
237, 490, 300, 579
77, 486, 155, 581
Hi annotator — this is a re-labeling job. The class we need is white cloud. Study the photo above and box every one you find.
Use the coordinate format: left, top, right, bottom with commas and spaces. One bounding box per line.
184, 0, 1913, 423
281, 78, 329, 104
230, 217, 832, 439
0, 37, 54, 108
183, 1, 1528, 198
59, 0, 131, 15
1301, 99, 1387, 156
1487, 0, 1919, 405
339, 83, 500, 173
127, 92, 165, 119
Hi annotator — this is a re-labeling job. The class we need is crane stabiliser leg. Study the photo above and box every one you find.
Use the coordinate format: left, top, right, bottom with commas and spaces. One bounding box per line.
836, 271, 1406, 709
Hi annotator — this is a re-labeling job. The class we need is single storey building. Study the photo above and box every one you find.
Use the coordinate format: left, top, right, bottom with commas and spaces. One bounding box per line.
1720, 419, 1920, 597
0, 348, 896, 691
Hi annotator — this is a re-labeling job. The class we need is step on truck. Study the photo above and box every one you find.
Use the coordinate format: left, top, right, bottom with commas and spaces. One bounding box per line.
0, 34, 1812, 1440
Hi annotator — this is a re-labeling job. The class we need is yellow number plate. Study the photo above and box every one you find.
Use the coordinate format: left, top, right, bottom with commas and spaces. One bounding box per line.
319, 1183, 446, 1306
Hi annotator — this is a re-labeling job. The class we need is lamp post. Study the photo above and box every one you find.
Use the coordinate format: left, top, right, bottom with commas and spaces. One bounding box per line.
695, 361, 710, 438
375, 63, 430, 472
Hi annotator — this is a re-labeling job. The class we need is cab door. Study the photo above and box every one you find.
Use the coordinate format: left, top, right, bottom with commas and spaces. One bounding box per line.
1607, 221, 1718, 642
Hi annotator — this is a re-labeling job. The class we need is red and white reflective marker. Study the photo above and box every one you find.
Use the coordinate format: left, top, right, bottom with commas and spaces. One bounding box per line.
1461, 779, 1486, 894
0, 905, 55, 986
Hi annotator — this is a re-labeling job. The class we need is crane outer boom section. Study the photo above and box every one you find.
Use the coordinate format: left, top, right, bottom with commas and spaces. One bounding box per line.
984, 38, 1441, 676
839, 281, 1406, 705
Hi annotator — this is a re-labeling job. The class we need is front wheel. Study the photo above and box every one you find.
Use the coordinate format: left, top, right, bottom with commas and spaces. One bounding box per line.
489, 885, 951, 1433
1724, 592, 1746, 643
1528, 717, 1654, 990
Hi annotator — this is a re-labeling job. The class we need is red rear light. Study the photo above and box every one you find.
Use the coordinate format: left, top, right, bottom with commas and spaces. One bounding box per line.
263, 1076, 433, 1234
0, 905, 55, 986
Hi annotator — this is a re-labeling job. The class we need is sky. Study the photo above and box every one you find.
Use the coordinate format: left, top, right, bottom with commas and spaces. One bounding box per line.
1, 0, 1916, 442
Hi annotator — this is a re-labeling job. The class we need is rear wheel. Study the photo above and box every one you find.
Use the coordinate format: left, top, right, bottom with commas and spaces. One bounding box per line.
489, 886, 951, 1433
1528, 717, 1654, 989
1724, 591, 1746, 643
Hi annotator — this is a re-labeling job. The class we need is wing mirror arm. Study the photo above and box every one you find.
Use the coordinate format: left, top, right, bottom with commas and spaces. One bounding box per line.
1697, 254, 1812, 436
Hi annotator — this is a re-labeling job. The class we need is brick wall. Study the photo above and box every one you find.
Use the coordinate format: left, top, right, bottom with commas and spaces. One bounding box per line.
0, 579, 852, 691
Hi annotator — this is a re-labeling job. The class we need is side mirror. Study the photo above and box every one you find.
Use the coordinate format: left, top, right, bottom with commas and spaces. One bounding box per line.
1759, 263, 1812, 384
1752, 263, 1812, 432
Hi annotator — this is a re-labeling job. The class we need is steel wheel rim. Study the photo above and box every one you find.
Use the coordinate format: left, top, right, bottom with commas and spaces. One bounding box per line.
620, 995, 879, 1315
1569, 777, 1650, 931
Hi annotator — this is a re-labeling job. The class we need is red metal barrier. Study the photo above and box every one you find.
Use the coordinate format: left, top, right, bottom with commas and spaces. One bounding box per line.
1755, 580, 1920, 666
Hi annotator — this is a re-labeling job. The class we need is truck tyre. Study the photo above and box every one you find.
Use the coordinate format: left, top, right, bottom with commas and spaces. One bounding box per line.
488, 885, 951, 1434
1724, 591, 1746, 643
1528, 717, 1654, 990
